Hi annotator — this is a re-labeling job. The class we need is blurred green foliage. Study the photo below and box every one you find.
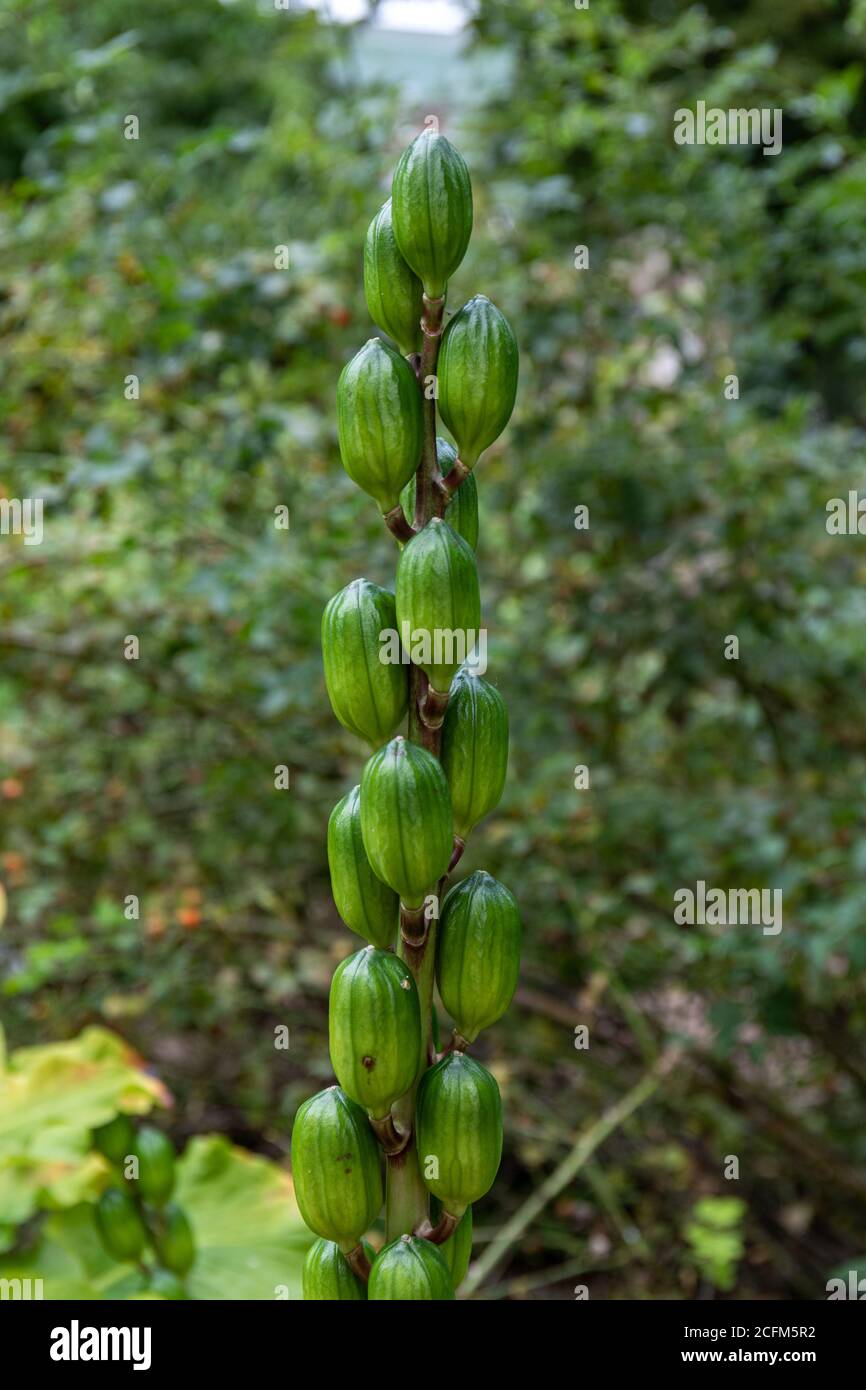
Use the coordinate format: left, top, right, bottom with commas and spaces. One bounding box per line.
0, 1025, 165, 1248
1, 0, 865, 1297
685, 1195, 747, 1292
0, 1028, 310, 1297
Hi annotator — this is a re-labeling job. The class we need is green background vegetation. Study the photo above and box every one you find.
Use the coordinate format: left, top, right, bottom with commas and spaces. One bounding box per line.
1, 0, 865, 1298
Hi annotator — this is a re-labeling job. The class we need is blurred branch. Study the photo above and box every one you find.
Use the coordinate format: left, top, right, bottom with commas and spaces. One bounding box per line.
521, 973, 866, 1207
472, 1248, 635, 1303
462, 1048, 681, 1296
584, 1159, 649, 1258
698, 1052, 866, 1203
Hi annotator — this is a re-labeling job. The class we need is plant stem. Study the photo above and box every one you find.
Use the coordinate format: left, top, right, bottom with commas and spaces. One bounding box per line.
413, 293, 446, 528
399, 914, 438, 1074
410, 668, 439, 754
370, 1112, 410, 1156
418, 681, 449, 730
385, 1133, 427, 1242
384, 289, 450, 1242
387, 923, 437, 1242
344, 1243, 372, 1284
436, 455, 471, 499
415, 1208, 458, 1246
383, 504, 415, 543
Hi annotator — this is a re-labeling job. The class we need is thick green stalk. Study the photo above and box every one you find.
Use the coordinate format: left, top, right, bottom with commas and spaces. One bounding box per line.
400, 916, 438, 1071
410, 668, 436, 754
384, 292, 448, 1240
385, 916, 439, 1238
384, 1133, 426, 1241
413, 293, 446, 528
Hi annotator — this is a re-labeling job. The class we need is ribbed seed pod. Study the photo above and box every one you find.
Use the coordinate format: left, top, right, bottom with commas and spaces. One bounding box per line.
391, 130, 473, 299
291, 1086, 383, 1245
133, 1125, 175, 1206
329, 946, 421, 1119
438, 295, 518, 467
337, 339, 423, 513
327, 785, 398, 949
437, 871, 522, 1043
401, 438, 479, 550
435, 1200, 473, 1289
302, 1237, 375, 1301
359, 736, 453, 908
93, 1114, 136, 1166
395, 518, 481, 695
153, 1202, 196, 1276
415, 1052, 502, 1218
364, 199, 424, 357
440, 668, 508, 839
367, 1234, 454, 1300
321, 579, 408, 747
95, 1187, 148, 1263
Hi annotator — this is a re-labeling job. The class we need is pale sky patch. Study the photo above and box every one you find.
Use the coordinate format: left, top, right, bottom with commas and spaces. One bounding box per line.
296, 1, 470, 35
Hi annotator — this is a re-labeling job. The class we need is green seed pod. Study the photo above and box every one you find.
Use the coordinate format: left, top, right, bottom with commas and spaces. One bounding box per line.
149, 1267, 188, 1300
401, 438, 479, 550
95, 1186, 148, 1263
437, 871, 522, 1044
435, 1200, 473, 1289
438, 295, 518, 467
329, 946, 421, 1118
391, 130, 473, 299
133, 1125, 176, 1206
153, 1202, 196, 1276
415, 1052, 502, 1217
92, 1113, 136, 1166
327, 785, 398, 949
302, 1237, 375, 1301
395, 518, 481, 695
337, 339, 423, 513
291, 1085, 383, 1245
368, 1234, 454, 1301
322, 579, 408, 747
364, 199, 423, 357
440, 669, 508, 840
360, 736, 453, 908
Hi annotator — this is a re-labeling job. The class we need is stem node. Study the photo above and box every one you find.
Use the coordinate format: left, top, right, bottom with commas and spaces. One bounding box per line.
436, 456, 471, 499
421, 293, 446, 339
344, 1243, 372, 1285
383, 504, 416, 544
370, 1112, 411, 1157
418, 682, 449, 730
448, 836, 465, 873
414, 1210, 459, 1246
